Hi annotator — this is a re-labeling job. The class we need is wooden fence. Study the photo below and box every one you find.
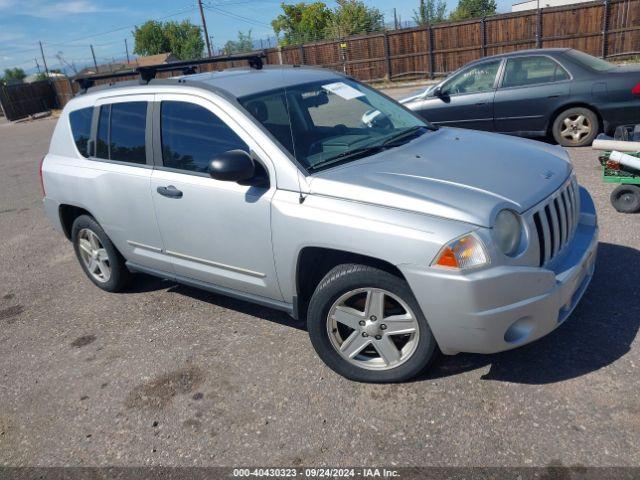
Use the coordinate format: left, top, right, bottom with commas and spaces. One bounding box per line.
0, 80, 58, 121
46, 0, 639, 109
270, 0, 639, 81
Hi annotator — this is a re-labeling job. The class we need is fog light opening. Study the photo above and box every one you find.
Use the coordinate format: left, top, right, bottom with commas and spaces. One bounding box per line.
504, 316, 535, 344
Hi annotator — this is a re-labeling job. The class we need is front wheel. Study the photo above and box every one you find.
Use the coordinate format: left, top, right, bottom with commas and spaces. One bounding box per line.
552, 107, 598, 147
307, 264, 438, 383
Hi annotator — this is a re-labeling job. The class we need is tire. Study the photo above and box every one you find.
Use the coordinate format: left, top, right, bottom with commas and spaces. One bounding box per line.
610, 184, 640, 213
71, 215, 131, 292
307, 264, 438, 383
552, 107, 599, 147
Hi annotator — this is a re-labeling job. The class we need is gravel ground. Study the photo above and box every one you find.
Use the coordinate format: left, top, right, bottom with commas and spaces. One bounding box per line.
0, 104, 638, 468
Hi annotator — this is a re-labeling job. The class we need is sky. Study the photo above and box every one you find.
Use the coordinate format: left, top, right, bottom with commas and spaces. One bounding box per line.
0, 0, 513, 75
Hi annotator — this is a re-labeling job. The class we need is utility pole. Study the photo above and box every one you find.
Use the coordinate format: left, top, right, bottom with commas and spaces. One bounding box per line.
198, 0, 213, 57
90, 44, 98, 73
393, 8, 399, 30
124, 38, 130, 63
34, 58, 41, 74
39, 41, 49, 76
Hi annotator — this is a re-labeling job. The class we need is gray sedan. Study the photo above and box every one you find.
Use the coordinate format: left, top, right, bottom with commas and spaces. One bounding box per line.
399, 48, 640, 147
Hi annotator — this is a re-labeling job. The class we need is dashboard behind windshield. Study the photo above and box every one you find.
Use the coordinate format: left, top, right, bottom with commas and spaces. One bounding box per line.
238, 78, 431, 172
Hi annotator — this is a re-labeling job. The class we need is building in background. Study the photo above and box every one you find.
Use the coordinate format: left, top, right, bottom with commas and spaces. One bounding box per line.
512, 0, 592, 11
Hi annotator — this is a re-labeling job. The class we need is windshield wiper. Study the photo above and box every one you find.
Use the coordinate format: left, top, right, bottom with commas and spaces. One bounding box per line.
308, 126, 432, 172
308, 145, 389, 172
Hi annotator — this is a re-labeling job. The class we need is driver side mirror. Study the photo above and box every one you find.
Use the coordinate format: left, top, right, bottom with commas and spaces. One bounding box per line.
209, 150, 255, 183
433, 86, 444, 98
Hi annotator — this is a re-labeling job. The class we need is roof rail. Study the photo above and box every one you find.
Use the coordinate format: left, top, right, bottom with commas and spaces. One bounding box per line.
74, 52, 266, 92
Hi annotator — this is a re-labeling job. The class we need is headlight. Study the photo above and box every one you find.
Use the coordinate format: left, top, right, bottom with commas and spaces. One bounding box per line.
492, 209, 522, 257
431, 233, 489, 270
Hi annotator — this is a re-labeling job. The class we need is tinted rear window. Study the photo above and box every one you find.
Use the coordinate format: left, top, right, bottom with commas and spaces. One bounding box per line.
566, 49, 614, 72
96, 102, 147, 165
69, 107, 93, 157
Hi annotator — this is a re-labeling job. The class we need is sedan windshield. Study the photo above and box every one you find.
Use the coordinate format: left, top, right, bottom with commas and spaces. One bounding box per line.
239, 78, 435, 172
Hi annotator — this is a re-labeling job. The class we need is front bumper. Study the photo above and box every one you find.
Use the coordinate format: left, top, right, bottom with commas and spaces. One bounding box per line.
402, 187, 598, 355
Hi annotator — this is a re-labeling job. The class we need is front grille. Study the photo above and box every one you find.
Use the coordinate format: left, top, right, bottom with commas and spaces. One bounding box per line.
532, 177, 580, 267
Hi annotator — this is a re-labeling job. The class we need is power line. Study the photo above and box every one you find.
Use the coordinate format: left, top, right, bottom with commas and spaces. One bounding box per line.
204, 4, 271, 27
44, 5, 197, 47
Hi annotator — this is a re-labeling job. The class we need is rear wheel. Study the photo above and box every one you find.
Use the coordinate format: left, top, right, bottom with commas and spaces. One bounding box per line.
71, 215, 131, 292
307, 264, 438, 383
552, 107, 598, 147
610, 184, 640, 213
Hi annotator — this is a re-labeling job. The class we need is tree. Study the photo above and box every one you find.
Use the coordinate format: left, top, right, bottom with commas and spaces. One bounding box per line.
3, 68, 26, 84
413, 0, 447, 26
224, 30, 254, 54
449, 0, 496, 20
133, 20, 205, 60
325, 0, 384, 38
271, 2, 332, 45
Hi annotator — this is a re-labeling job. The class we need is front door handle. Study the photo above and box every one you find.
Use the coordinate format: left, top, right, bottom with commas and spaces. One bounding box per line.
157, 185, 183, 199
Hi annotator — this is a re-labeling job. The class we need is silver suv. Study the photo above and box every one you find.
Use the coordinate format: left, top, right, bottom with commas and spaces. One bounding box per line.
42, 64, 598, 382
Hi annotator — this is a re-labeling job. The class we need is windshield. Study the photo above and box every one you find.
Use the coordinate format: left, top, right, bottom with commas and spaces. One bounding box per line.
239, 78, 434, 172
566, 49, 615, 72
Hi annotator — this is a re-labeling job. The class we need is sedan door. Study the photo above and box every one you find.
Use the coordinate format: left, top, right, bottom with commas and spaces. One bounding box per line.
149, 94, 282, 301
493, 55, 572, 136
410, 59, 502, 131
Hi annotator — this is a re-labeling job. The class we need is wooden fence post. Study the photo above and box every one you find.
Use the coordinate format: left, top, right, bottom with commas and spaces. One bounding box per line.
536, 8, 542, 48
383, 31, 392, 80
601, 0, 611, 58
481, 17, 487, 57
299, 44, 305, 64
428, 25, 435, 79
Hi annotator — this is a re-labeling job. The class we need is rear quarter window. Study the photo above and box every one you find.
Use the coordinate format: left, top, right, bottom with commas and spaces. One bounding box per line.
69, 107, 93, 157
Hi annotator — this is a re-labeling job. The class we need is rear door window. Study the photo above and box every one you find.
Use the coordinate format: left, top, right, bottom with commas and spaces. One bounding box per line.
95, 101, 148, 165
69, 107, 93, 157
502, 56, 570, 88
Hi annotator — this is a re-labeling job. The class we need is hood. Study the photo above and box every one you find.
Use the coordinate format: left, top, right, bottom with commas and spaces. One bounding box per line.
308, 128, 572, 227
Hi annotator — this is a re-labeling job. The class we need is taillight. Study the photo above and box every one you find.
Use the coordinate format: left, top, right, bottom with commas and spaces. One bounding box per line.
39, 157, 46, 197
632, 82, 640, 96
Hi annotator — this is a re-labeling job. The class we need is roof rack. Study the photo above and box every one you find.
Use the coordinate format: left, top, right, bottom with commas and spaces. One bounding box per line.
74, 52, 265, 92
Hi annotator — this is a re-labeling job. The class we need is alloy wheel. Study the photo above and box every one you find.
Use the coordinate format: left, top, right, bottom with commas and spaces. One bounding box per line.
560, 114, 591, 144
77, 228, 111, 283
326, 288, 420, 371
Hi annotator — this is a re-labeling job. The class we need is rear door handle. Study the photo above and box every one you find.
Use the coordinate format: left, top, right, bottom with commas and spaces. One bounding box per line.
157, 185, 183, 198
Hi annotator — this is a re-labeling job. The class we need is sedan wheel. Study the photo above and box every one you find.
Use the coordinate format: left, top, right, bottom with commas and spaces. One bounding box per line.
77, 228, 111, 283
560, 114, 591, 144
552, 107, 598, 147
327, 288, 420, 371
